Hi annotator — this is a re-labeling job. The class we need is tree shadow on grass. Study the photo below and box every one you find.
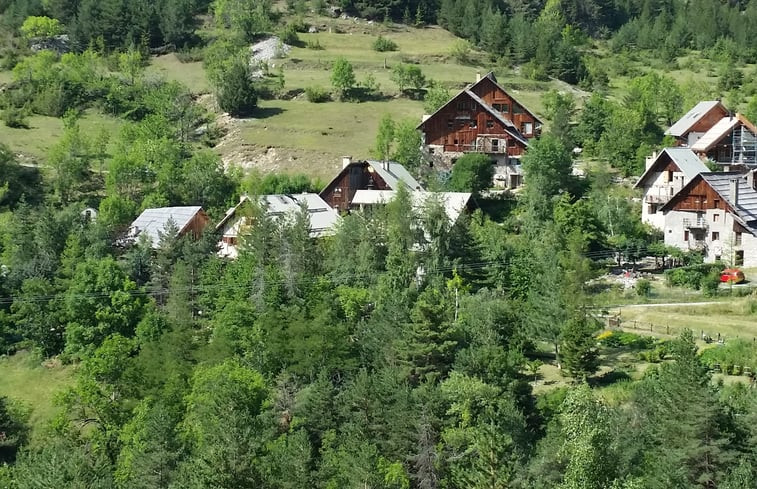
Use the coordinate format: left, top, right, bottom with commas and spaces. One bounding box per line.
589, 369, 632, 387
252, 106, 286, 119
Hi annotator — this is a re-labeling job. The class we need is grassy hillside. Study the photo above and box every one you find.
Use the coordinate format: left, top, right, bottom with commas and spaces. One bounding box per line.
0, 109, 122, 161
0, 351, 75, 444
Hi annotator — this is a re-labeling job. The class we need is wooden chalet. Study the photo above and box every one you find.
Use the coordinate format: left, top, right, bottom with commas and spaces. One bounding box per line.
417, 72, 542, 162
660, 171, 757, 266
126, 206, 210, 248
665, 101, 729, 147
634, 148, 710, 230
320, 157, 423, 212
690, 113, 757, 169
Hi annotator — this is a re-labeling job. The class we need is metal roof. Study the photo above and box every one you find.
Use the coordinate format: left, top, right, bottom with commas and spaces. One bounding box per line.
129, 206, 204, 248
665, 101, 724, 137
352, 190, 472, 223
691, 116, 740, 152
218, 194, 340, 238
635, 148, 709, 188
366, 160, 424, 191
702, 172, 757, 223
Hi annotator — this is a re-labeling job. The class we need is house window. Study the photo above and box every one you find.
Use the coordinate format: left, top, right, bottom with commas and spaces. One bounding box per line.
501, 103, 509, 112
453, 138, 459, 145
457, 100, 467, 110
486, 119, 494, 128
736, 232, 742, 245
713, 214, 719, 222
714, 199, 720, 208
736, 250, 744, 266
648, 204, 657, 215
521, 122, 533, 135
508, 138, 517, 147
469, 120, 477, 128
491, 139, 499, 152
492, 103, 501, 112
712, 231, 720, 241
667, 170, 674, 182
447, 119, 453, 128
684, 230, 689, 241
513, 105, 524, 114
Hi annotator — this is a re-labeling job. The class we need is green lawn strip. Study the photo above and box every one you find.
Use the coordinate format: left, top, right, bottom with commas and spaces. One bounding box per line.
147, 54, 210, 94
0, 109, 122, 160
238, 97, 424, 158
0, 351, 75, 444
616, 299, 757, 341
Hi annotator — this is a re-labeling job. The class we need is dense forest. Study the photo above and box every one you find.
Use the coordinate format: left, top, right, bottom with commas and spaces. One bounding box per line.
1, 0, 757, 488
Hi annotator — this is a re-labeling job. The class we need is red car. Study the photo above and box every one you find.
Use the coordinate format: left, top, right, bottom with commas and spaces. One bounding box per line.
720, 268, 745, 284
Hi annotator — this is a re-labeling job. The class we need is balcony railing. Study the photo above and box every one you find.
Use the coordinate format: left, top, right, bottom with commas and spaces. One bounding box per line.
645, 194, 671, 204
682, 218, 708, 229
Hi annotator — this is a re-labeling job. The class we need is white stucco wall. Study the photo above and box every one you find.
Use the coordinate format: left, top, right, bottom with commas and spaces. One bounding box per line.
663, 208, 757, 266
641, 169, 688, 230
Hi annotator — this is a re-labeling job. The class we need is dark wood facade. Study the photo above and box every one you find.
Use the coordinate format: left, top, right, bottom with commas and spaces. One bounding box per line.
665, 177, 733, 213
418, 74, 541, 157
181, 210, 211, 239
320, 162, 392, 212
676, 105, 729, 146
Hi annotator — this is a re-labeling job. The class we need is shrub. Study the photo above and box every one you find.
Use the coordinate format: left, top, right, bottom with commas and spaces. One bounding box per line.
664, 263, 722, 290
305, 86, 330, 103
636, 278, 651, 297
306, 38, 324, 50
3, 107, 30, 128
176, 47, 204, 63
701, 270, 721, 297
372, 36, 398, 52
278, 25, 300, 46
215, 56, 258, 116
699, 339, 757, 372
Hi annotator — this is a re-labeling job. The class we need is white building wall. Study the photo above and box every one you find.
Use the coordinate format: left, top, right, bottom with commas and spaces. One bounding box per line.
663, 208, 757, 266
641, 170, 688, 230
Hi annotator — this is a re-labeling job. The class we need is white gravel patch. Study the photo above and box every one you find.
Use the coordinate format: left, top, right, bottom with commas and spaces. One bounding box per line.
249, 36, 291, 77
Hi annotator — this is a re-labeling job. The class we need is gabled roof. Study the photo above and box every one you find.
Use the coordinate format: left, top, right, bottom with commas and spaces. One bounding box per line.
690, 114, 757, 153
701, 172, 757, 222
665, 101, 726, 138
365, 160, 423, 191
464, 89, 529, 146
417, 71, 541, 137
129, 206, 205, 247
634, 148, 709, 188
660, 171, 757, 234
691, 116, 740, 153
472, 72, 543, 125
351, 190, 473, 223
217, 194, 340, 237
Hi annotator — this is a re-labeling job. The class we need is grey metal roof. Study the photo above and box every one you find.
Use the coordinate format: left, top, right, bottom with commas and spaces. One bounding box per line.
702, 172, 757, 223
366, 160, 424, 191
635, 148, 709, 188
691, 116, 739, 152
129, 206, 204, 248
665, 101, 723, 137
261, 193, 340, 236
351, 190, 472, 223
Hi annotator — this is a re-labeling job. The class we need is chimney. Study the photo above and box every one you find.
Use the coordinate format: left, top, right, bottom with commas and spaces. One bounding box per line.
342, 156, 352, 169
383, 160, 390, 171
645, 151, 658, 170
476, 72, 482, 82
730, 178, 739, 205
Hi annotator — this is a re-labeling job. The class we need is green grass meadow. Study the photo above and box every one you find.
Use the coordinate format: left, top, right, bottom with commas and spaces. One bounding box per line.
0, 351, 75, 443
